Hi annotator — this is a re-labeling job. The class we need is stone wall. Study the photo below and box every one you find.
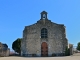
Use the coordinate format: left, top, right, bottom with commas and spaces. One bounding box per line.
0, 42, 10, 57
69, 44, 73, 55
21, 19, 68, 57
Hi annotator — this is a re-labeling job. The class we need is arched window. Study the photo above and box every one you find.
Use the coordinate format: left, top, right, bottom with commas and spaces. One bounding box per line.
41, 28, 48, 38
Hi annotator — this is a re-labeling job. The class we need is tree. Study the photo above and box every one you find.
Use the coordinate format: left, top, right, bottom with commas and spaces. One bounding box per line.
12, 38, 22, 55
77, 42, 80, 51
3, 44, 8, 50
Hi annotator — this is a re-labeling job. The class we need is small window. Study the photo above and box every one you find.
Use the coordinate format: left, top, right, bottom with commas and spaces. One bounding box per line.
41, 28, 48, 38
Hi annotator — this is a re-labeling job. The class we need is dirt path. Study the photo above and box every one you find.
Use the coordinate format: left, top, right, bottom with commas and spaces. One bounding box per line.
0, 56, 80, 60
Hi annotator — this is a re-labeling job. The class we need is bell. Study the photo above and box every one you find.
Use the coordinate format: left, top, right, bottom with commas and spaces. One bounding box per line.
43, 16, 45, 18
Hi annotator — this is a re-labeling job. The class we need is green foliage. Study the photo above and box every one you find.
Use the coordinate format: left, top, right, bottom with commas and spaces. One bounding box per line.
3, 44, 8, 48
65, 47, 70, 56
12, 38, 22, 54
77, 42, 80, 51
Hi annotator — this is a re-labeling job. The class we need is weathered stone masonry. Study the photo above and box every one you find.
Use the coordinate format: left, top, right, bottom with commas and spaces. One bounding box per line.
0, 42, 10, 57
21, 11, 68, 57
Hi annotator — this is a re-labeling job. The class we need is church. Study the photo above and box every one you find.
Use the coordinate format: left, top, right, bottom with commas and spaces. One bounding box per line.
21, 11, 68, 57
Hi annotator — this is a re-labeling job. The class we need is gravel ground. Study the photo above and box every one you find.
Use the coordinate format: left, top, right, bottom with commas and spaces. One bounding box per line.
0, 56, 80, 60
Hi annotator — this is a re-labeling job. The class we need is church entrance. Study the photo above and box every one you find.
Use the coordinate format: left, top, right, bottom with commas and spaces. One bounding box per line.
41, 42, 48, 57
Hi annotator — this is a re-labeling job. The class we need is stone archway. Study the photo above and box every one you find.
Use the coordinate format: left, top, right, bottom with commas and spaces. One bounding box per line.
41, 42, 48, 57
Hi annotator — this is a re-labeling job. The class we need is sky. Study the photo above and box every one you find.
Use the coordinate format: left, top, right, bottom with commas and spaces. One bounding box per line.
0, 0, 80, 51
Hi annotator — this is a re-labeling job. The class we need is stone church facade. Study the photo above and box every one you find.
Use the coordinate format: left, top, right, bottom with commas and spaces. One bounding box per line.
21, 11, 68, 57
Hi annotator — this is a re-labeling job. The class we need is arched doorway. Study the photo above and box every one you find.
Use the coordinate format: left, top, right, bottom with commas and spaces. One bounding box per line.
41, 42, 48, 57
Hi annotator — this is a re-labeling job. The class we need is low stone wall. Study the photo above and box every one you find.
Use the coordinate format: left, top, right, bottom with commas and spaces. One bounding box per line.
0, 48, 10, 57
5, 48, 10, 57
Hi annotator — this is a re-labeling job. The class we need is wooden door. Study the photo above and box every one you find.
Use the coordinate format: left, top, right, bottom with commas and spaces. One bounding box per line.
41, 42, 48, 57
